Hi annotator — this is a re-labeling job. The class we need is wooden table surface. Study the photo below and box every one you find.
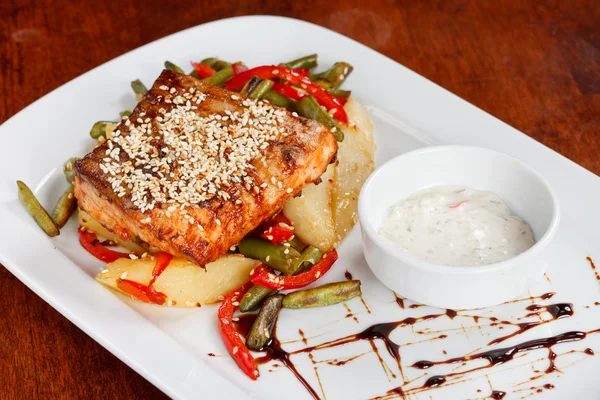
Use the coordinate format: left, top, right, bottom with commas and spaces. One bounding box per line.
1, 0, 598, 399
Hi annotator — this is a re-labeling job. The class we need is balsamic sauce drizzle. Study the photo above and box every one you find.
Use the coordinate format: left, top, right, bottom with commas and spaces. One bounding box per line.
587, 257, 600, 281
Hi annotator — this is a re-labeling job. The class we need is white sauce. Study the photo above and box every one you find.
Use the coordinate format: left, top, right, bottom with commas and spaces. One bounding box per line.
378, 185, 535, 266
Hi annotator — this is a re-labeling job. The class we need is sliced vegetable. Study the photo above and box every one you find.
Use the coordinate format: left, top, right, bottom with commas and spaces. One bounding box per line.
232, 63, 249, 75
239, 285, 277, 313
238, 238, 300, 275
63, 157, 80, 184
200, 57, 218, 68
78, 228, 129, 263
119, 110, 132, 117
51, 185, 77, 228
149, 252, 173, 286
214, 59, 233, 71
239, 245, 321, 312
271, 82, 305, 102
261, 215, 294, 244
218, 283, 260, 380
131, 79, 147, 101
204, 62, 245, 87
327, 88, 351, 98
249, 79, 274, 99
16, 180, 59, 237
282, 280, 361, 309
310, 62, 353, 88
246, 294, 284, 350
90, 121, 116, 140
281, 54, 318, 70
117, 279, 156, 304
223, 66, 348, 124
240, 76, 261, 96
263, 90, 297, 110
191, 62, 216, 78
249, 248, 338, 290
296, 96, 344, 141
164, 61, 185, 74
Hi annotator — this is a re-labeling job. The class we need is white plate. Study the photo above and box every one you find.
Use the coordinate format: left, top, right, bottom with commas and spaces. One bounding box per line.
1, 16, 599, 400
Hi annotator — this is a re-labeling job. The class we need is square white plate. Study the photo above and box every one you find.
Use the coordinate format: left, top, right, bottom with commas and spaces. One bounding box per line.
1, 16, 599, 400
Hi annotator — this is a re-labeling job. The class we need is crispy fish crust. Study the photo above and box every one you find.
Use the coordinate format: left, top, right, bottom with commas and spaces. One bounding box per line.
75, 70, 337, 266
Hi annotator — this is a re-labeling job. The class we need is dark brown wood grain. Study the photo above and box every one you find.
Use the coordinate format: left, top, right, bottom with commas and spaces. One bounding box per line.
0, 0, 598, 399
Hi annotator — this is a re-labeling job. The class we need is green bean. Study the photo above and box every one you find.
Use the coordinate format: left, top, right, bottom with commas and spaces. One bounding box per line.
131, 79, 147, 101
263, 90, 297, 111
284, 235, 306, 252
189, 70, 200, 79
246, 294, 284, 350
16, 181, 60, 237
119, 110, 132, 118
281, 54, 318, 70
310, 62, 353, 88
212, 59, 232, 71
283, 281, 362, 309
239, 245, 320, 312
203, 62, 244, 87
240, 76, 261, 96
200, 57, 218, 68
249, 79, 274, 99
296, 96, 344, 141
51, 185, 77, 228
89, 121, 116, 140
290, 246, 323, 274
63, 157, 80, 184
238, 238, 300, 275
327, 88, 351, 98
239, 285, 278, 313
164, 61, 185, 74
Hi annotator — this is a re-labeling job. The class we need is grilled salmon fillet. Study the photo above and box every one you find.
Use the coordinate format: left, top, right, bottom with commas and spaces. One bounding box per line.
74, 70, 337, 266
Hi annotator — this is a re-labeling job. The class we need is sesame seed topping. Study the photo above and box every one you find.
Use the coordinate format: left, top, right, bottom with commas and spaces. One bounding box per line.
99, 86, 288, 213
120, 272, 128, 279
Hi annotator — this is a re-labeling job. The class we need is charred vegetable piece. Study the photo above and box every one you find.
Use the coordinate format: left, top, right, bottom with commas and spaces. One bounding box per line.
239, 285, 278, 313
263, 90, 297, 110
240, 76, 262, 96
203, 62, 244, 87
249, 79, 274, 99
51, 185, 77, 228
63, 157, 80, 184
238, 238, 300, 275
164, 61, 185, 74
246, 294, 284, 350
310, 62, 353, 88
239, 245, 321, 312
281, 54, 318, 70
250, 249, 338, 290
16, 180, 60, 237
131, 79, 148, 101
296, 96, 344, 141
89, 121, 116, 140
283, 280, 361, 309
218, 283, 260, 380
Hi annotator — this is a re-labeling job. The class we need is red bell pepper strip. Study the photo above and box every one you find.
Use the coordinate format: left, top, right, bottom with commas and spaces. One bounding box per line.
335, 97, 348, 106
224, 66, 348, 124
78, 228, 129, 263
218, 282, 260, 380
232, 63, 249, 75
117, 279, 168, 305
249, 249, 338, 290
293, 68, 310, 76
117, 279, 154, 303
271, 82, 305, 101
191, 62, 216, 78
261, 224, 295, 244
149, 252, 173, 286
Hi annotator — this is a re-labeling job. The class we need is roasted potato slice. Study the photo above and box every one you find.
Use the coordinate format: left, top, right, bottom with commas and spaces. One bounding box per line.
96, 254, 260, 307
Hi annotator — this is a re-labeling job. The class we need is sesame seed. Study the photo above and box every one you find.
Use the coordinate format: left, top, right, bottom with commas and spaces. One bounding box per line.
129, 254, 138, 260
100, 269, 109, 274
286, 188, 293, 193
120, 272, 128, 279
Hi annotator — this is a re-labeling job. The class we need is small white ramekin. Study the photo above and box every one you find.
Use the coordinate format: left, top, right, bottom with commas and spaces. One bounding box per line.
358, 145, 560, 309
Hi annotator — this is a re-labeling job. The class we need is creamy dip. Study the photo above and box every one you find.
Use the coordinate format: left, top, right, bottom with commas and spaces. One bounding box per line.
378, 185, 534, 266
